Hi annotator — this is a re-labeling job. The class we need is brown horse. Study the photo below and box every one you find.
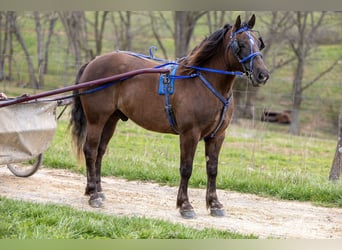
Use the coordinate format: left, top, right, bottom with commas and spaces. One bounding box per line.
70, 14, 269, 219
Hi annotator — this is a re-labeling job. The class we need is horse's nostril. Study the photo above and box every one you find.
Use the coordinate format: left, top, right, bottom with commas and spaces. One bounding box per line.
258, 71, 269, 83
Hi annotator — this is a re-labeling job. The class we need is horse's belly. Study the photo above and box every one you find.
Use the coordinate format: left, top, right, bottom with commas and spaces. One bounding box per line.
118, 98, 175, 134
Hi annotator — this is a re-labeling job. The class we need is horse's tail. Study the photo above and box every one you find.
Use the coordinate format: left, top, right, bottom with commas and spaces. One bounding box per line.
69, 62, 89, 161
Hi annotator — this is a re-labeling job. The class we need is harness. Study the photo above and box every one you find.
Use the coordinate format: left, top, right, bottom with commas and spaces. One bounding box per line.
155, 64, 234, 140
67, 25, 263, 141
227, 25, 264, 81
130, 25, 262, 141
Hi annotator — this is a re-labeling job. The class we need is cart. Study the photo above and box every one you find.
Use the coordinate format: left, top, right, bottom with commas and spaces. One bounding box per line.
0, 100, 57, 177
0, 67, 170, 177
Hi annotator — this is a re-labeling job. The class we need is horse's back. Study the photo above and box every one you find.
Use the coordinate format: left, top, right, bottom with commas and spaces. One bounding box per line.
80, 51, 158, 82
78, 51, 174, 133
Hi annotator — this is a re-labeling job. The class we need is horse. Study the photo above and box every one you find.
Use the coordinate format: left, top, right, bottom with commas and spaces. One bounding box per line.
70, 14, 269, 219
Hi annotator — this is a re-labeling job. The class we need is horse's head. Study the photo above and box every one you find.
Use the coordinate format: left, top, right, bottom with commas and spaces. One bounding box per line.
226, 14, 269, 86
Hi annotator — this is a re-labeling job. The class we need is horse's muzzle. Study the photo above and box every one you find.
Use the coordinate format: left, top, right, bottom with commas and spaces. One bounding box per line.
251, 69, 269, 86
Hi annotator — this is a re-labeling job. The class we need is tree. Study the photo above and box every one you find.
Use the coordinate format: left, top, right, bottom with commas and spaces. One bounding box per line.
43, 12, 57, 74
287, 11, 340, 135
59, 11, 92, 69
147, 11, 207, 59
329, 106, 342, 181
110, 11, 132, 51
87, 11, 109, 56
8, 11, 39, 88
0, 11, 10, 81
149, 11, 171, 59
32, 12, 57, 88
206, 11, 230, 34
174, 11, 207, 58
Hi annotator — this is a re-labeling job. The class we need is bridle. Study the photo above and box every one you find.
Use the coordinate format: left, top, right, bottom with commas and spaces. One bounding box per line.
227, 25, 265, 84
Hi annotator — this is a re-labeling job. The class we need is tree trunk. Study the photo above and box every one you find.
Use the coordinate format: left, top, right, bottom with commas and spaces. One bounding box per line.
94, 11, 109, 55
0, 12, 7, 81
149, 12, 169, 59
329, 106, 342, 181
34, 11, 45, 88
59, 11, 89, 69
289, 57, 305, 135
174, 11, 207, 58
44, 13, 57, 74
8, 11, 38, 88
289, 12, 307, 135
287, 11, 327, 135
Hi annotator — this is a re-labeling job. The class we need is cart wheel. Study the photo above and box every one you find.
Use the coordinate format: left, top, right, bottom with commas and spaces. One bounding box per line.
7, 154, 43, 177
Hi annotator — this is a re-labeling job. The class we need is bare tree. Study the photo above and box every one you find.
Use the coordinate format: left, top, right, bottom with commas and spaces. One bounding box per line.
149, 11, 171, 59
206, 11, 229, 34
86, 11, 109, 56
329, 105, 342, 181
287, 11, 341, 135
146, 11, 207, 59
59, 11, 92, 69
0, 11, 10, 81
174, 11, 207, 58
32, 12, 58, 88
8, 11, 39, 88
33, 11, 45, 87
110, 11, 132, 51
43, 12, 57, 74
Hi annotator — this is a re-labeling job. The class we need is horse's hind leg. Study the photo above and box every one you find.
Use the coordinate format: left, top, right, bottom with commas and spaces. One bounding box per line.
205, 135, 225, 217
94, 113, 121, 201
83, 121, 104, 208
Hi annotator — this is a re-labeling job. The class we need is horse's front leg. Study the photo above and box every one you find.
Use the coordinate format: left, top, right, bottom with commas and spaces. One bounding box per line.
205, 135, 225, 217
177, 132, 200, 219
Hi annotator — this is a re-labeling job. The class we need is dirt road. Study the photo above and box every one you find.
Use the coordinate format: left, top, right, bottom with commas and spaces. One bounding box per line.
0, 167, 341, 239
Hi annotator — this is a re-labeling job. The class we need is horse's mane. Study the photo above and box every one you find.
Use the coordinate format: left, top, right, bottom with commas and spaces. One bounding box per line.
179, 24, 232, 73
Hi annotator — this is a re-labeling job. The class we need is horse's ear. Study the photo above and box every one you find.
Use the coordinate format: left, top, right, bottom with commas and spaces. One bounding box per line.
247, 14, 256, 29
234, 15, 241, 30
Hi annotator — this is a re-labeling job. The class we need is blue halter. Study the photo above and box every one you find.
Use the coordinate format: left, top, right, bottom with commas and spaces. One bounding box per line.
228, 25, 263, 80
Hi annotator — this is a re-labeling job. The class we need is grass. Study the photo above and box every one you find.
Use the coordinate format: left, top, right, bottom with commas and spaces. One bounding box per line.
0, 197, 255, 239
43, 113, 342, 208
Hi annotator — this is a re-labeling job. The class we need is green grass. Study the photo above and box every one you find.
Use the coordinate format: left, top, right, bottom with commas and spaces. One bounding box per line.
0, 197, 255, 239
43, 114, 342, 208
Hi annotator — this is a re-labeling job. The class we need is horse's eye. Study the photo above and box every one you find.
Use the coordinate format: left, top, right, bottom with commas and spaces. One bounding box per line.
239, 42, 246, 49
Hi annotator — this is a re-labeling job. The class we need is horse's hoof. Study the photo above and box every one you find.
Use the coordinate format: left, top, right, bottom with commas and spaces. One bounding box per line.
89, 197, 103, 208
98, 192, 106, 201
210, 208, 225, 217
180, 209, 196, 219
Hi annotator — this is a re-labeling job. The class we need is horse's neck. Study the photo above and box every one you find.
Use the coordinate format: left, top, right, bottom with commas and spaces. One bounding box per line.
202, 59, 236, 98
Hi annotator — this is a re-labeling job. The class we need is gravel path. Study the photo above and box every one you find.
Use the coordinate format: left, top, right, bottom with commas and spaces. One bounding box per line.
0, 167, 341, 239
